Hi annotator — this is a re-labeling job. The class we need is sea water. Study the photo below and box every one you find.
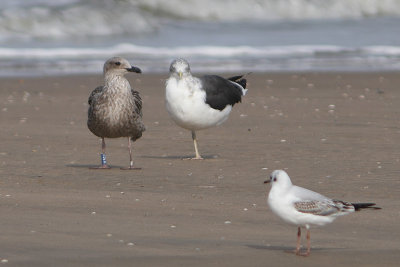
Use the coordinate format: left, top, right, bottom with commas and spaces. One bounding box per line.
0, 0, 400, 76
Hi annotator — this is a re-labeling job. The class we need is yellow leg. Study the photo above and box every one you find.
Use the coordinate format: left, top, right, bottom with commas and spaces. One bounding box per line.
192, 131, 203, 160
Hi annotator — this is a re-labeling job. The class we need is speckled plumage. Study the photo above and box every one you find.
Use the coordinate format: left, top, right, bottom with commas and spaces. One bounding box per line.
87, 57, 144, 169
87, 76, 144, 140
293, 199, 354, 216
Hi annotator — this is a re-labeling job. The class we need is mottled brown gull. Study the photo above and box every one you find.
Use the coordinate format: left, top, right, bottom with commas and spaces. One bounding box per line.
165, 58, 248, 160
87, 57, 145, 169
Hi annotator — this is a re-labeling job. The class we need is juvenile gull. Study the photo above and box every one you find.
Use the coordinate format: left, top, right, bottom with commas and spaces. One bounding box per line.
165, 58, 248, 159
264, 170, 380, 256
87, 57, 145, 169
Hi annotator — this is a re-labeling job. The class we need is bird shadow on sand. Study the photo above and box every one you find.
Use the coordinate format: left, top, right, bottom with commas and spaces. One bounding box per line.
246, 244, 345, 253
140, 154, 220, 160
65, 164, 124, 169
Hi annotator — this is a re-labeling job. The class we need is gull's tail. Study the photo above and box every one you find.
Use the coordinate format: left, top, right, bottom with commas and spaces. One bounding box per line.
351, 202, 381, 211
228, 73, 251, 95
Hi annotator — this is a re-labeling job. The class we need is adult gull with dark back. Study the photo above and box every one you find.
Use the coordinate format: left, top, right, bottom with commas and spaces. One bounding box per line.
87, 57, 145, 169
165, 58, 248, 159
264, 170, 381, 256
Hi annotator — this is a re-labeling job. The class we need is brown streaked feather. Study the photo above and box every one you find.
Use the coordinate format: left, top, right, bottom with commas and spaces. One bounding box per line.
131, 89, 143, 117
88, 86, 104, 105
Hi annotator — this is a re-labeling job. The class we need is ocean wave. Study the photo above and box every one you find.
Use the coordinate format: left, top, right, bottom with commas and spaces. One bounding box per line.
1, 44, 400, 59
1, 0, 400, 42
0, 44, 399, 76
138, 0, 400, 21
0, 44, 352, 59
0, 0, 157, 41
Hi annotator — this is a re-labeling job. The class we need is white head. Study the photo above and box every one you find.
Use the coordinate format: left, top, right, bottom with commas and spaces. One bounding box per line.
264, 170, 293, 190
169, 58, 191, 79
103, 56, 141, 77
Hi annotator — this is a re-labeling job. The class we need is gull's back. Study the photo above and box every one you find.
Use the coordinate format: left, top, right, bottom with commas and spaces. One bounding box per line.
290, 185, 329, 203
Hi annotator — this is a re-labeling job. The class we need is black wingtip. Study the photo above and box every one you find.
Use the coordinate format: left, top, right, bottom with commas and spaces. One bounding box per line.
352, 203, 381, 211
228, 75, 244, 81
228, 76, 247, 89
237, 78, 247, 89
228, 72, 251, 89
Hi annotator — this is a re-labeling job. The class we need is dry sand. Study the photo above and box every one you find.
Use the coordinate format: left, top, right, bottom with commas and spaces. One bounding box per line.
0, 72, 399, 266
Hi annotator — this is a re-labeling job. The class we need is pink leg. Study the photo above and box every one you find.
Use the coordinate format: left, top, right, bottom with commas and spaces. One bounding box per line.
295, 227, 301, 255
121, 138, 141, 170
295, 228, 311, 256
305, 229, 311, 256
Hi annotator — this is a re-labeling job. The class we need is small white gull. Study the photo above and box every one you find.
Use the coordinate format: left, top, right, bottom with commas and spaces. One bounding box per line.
87, 57, 145, 169
264, 170, 380, 256
165, 58, 248, 159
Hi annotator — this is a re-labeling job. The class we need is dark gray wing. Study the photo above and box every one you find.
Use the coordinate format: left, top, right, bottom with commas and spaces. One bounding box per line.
129, 89, 145, 141
88, 86, 104, 105
200, 75, 245, 111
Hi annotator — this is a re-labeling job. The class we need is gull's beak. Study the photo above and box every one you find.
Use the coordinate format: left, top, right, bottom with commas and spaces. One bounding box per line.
178, 71, 183, 79
127, 66, 142, 73
263, 179, 271, 184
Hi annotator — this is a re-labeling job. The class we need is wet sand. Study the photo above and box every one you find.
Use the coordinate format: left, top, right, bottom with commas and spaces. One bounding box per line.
0, 72, 399, 266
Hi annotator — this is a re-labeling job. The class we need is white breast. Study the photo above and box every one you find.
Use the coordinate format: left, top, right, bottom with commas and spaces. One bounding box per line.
165, 76, 232, 131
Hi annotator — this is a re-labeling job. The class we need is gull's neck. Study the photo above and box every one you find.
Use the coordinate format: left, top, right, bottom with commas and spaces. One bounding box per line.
104, 73, 131, 93
178, 74, 197, 84
270, 178, 293, 197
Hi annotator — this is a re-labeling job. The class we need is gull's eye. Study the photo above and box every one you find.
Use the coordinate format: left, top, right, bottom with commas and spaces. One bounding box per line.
115, 62, 121, 66
273, 178, 277, 182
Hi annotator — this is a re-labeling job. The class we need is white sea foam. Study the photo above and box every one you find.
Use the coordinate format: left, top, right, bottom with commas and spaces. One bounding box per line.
363, 46, 400, 56
139, 0, 400, 21
1, 44, 399, 60
0, 44, 399, 77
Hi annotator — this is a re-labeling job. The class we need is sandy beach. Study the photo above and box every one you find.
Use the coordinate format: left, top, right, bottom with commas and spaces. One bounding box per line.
1, 72, 400, 266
